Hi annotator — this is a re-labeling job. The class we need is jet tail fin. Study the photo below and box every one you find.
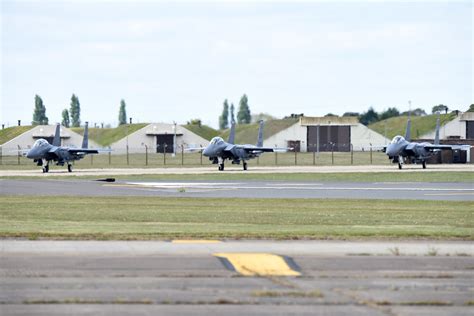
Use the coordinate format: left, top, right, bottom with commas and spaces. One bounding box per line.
52, 124, 61, 146
434, 113, 440, 145
228, 122, 235, 144
81, 122, 89, 149
256, 120, 264, 147
405, 118, 411, 142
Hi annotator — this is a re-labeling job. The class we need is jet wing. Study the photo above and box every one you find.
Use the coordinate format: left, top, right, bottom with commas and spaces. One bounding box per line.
234, 145, 281, 153
67, 148, 99, 154
423, 144, 453, 151
185, 147, 204, 152
224, 144, 236, 151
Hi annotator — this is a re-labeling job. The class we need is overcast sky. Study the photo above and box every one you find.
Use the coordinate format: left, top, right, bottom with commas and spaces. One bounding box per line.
1, 0, 472, 128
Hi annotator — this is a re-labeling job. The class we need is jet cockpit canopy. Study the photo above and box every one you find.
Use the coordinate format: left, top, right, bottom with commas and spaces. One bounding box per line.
390, 135, 405, 144
210, 137, 224, 145
32, 139, 49, 148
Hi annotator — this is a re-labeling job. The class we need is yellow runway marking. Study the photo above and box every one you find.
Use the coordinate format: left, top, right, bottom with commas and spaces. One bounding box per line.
172, 240, 221, 244
214, 253, 301, 276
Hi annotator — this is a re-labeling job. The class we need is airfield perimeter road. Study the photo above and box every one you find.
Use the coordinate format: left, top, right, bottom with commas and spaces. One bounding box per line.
1, 240, 473, 316
2, 178, 473, 201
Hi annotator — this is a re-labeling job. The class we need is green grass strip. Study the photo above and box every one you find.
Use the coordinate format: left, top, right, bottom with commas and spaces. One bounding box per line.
1, 196, 472, 240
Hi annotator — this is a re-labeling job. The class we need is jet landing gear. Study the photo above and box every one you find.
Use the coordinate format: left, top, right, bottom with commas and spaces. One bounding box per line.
67, 164, 73, 172
42, 161, 49, 173
397, 155, 404, 169
243, 161, 248, 171
422, 160, 426, 169
217, 157, 224, 171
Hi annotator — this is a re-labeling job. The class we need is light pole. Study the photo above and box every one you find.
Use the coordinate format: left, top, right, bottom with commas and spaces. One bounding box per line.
172, 121, 177, 157
316, 124, 320, 158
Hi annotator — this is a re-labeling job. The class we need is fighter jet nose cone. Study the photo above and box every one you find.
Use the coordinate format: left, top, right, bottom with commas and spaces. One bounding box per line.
386, 145, 396, 157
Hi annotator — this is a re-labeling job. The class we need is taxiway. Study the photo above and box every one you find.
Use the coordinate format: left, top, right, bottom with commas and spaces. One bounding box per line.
2, 178, 473, 201
1, 240, 473, 316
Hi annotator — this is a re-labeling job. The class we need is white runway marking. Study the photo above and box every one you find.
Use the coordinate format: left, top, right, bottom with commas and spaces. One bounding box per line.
123, 182, 474, 192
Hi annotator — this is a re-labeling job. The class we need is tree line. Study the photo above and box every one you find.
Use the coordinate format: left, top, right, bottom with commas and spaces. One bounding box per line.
338, 104, 460, 126
218, 94, 251, 129
32, 95, 128, 127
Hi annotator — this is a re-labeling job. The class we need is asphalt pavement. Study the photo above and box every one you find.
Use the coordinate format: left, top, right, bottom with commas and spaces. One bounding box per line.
1, 178, 473, 200
1, 240, 473, 316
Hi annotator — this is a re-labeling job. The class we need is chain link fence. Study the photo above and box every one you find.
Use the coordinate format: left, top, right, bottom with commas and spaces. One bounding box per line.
0, 144, 390, 168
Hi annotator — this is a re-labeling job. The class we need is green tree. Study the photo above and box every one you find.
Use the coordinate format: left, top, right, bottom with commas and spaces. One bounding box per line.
251, 112, 275, 122
70, 94, 81, 127
402, 108, 426, 116
118, 99, 127, 125
32, 95, 48, 125
342, 112, 359, 117
380, 107, 400, 120
187, 118, 202, 126
432, 104, 448, 114
219, 99, 229, 130
359, 107, 379, 125
229, 103, 235, 125
466, 104, 474, 112
61, 109, 70, 127
237, 94, 251, 124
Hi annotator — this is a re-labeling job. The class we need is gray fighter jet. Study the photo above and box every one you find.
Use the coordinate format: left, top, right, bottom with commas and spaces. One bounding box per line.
26, 122, 99, 173
384, 116, 452, 169
203, 120, 284, 171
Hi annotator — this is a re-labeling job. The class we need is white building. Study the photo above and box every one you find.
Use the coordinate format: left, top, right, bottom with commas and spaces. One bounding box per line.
110, 123, 209, 154
420, 112, 474, 140
0, 125, 99, 156
263, 116, 389, 152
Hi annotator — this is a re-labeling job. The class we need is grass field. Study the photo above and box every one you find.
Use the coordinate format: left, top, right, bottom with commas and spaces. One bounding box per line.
219, 118, 298, 144
369, 113, 456, 140
71, 123, 148, 146
0, 126, 34, 145
1, 196, 472, 240
181, 124, 220, 140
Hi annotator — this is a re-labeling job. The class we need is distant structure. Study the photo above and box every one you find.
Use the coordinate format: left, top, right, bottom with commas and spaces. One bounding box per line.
110, 123, 209, 154
263, 116, 389, 152
0, 125, 99, 156
420, 112, 474, 141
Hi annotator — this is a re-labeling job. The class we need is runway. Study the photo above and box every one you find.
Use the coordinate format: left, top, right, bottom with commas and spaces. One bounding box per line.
1, 164, 473, 177
1, 240, 473, 316
2, 178, 473, 200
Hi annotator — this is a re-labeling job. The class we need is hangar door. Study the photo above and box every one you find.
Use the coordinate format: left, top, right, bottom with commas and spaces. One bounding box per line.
156, 134, 174, 153
466, 121, 474, 139
307, 126, 351, 152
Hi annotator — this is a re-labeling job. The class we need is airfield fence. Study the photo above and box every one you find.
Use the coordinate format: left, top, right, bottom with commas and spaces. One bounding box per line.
0, 144, 391, 168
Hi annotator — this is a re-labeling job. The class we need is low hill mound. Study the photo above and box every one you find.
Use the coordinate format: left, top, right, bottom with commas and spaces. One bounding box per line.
219, 118, 298, 144
182, 124, 219, 141
71, 124, 148, 147
0, 126, 35, 145
369, 113, 456, 140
